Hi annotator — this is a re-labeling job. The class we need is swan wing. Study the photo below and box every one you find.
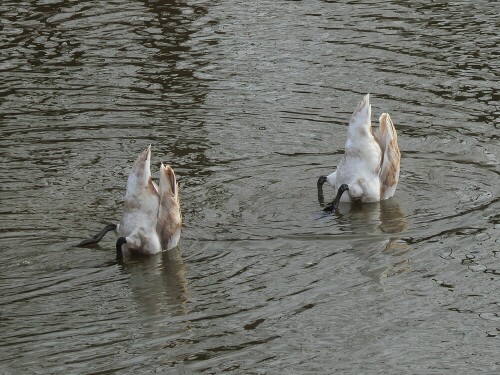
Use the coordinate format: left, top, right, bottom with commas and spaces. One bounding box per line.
374, 113, 400, 199
156, 164, 182, 250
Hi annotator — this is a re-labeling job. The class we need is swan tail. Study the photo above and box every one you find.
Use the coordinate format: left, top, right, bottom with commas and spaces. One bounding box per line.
126, 145, 158, 198
348, 93, 372, 134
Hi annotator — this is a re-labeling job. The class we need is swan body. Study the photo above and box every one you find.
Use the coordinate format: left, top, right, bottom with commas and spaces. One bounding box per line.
78, 145, 182, 258
319, 94, 400, 211
118, 145, 182, 256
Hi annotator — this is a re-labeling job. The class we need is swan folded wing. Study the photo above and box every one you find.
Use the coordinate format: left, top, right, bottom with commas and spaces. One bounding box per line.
375, 113, 401, 199
156, 164, 182, 250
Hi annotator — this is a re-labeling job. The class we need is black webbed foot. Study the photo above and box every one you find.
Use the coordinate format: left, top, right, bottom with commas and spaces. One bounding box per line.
116, 237, 127, 260
323, 184, 349, 213
323, 202, 336, 212
317, 175, 328, 204
77, 223, 117, 247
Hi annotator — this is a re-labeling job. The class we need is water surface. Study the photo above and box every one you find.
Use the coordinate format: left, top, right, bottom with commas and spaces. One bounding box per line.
1, 0, 498, 374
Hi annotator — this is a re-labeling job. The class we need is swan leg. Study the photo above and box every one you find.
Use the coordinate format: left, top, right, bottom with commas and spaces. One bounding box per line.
317, 176, 328, 203
77, 223, 117, 247
323, 184, 349, 212
116, 237, 127, 260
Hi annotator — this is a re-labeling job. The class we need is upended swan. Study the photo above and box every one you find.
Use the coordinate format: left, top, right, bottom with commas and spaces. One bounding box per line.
318, 94, 400, 212
78, 145, 182, 259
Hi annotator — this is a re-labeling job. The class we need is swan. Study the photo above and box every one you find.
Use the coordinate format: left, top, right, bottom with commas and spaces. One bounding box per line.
78, 145, 182, 259
317, 94, 400, 212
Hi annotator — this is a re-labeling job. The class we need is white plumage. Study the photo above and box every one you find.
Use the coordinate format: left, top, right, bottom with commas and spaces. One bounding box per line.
117, 145, 182, 257
78, 145, 182, 259
318, 94, 400, 211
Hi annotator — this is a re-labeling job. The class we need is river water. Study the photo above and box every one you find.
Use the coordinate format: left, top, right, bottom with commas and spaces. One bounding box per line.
1, 1, 498, 374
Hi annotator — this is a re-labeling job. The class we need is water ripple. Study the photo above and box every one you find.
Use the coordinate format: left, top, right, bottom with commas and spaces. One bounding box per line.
1, 0, 498, 373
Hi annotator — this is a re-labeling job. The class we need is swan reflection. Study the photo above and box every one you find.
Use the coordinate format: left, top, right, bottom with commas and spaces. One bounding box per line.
335, 199, 411, 282
122, 246, 189, 319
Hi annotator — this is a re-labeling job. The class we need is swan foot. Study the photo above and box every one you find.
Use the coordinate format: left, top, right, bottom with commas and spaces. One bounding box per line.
77, 223, 117, 247
323, 184, 349, 213
317, 176, 328, 204
116, 237, 127, 260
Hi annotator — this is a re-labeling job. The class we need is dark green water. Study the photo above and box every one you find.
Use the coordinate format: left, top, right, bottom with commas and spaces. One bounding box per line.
1, 1, 498, 374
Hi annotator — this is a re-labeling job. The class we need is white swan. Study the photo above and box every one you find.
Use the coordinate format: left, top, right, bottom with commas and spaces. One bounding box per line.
78, 145, 182, 259
318, 94, 400, 212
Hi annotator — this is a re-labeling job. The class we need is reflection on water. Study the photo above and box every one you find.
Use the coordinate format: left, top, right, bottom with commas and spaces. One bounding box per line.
0, 0, 499, 373
379, 198, 408, 234
334, 198, 411, 281
123, 247, 189, 318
